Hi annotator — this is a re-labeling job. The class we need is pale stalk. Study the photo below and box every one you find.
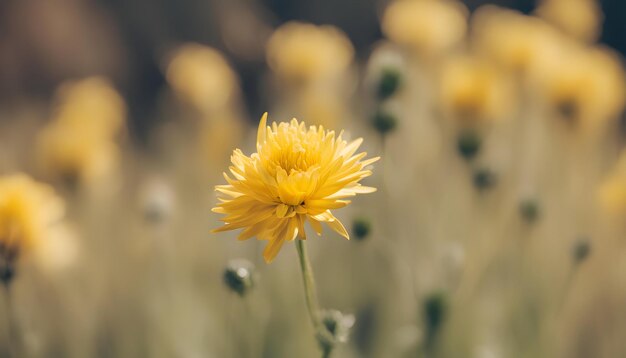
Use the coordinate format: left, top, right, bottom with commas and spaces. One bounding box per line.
3, 283, 18, 358
295, 240, 333, 358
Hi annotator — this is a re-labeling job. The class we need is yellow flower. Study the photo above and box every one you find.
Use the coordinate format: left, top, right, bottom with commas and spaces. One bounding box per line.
37, 126, 119, 185
36, 77, 126, 185
212, 113, 378, 263
266, 22, 354, 84
540, 45, 626, 127
166, 43, 239, 113
0, 175, 64, 262
439, 55, 514, 124
472, 6, 563, 76
52, 77, 126, 139
535, 0, 603, 43
382, 0, 468, 56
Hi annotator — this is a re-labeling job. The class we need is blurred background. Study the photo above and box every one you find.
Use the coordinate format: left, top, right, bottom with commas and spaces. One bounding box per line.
1, 0, 626, 357
1, 0, 626, 136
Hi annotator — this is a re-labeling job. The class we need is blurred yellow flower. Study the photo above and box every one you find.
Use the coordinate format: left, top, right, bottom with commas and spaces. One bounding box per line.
439, 55, 514, 124
541, 46, 626, 127
266, 22, 354, 84
213, 113, 378, 263
36, 77, 126, 185
472, 6, 563, 76
37, 126, 120, 185
166, 43, 239, 113
0, 174, 65, 262
52, 77, 126, 139
382, 0, 468, 56
535, 0, 603, 43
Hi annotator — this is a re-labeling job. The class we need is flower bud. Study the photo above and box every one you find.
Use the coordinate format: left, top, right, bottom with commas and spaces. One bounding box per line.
572, 238, 591, 264
423, 292, 448, 348
556, 99, 579, 123
372, 109, 398, 135
352, 217, 371, 241
320, 309, 356, 346
457, 131, 481, 160
0, 260, 14, 286
377, 68, 403, 101
473, 168, 497, 191
519, 199, 540, 223
223, 259, 256, 296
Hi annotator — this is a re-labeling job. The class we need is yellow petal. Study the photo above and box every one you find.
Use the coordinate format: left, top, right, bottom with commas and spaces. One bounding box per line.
297, 215, 307, 239
263, 236, 285, 263
307, 216, 323, 236
256, 112, 268, 152
276, 204, 289, 218
327, 216, 349, 240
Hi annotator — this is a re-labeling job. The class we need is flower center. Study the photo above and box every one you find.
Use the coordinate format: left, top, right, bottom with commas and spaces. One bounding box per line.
275, 203, 307, 218
274, 149, 311, 173
270, 162, 323, 218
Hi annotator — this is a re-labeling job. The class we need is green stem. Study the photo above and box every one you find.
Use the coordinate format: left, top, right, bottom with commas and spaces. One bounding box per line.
322, 346, 332, 358
296, 240, 333, 357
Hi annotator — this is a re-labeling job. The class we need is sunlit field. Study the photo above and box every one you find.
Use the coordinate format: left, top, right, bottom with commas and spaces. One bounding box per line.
1, 0, 626, 357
